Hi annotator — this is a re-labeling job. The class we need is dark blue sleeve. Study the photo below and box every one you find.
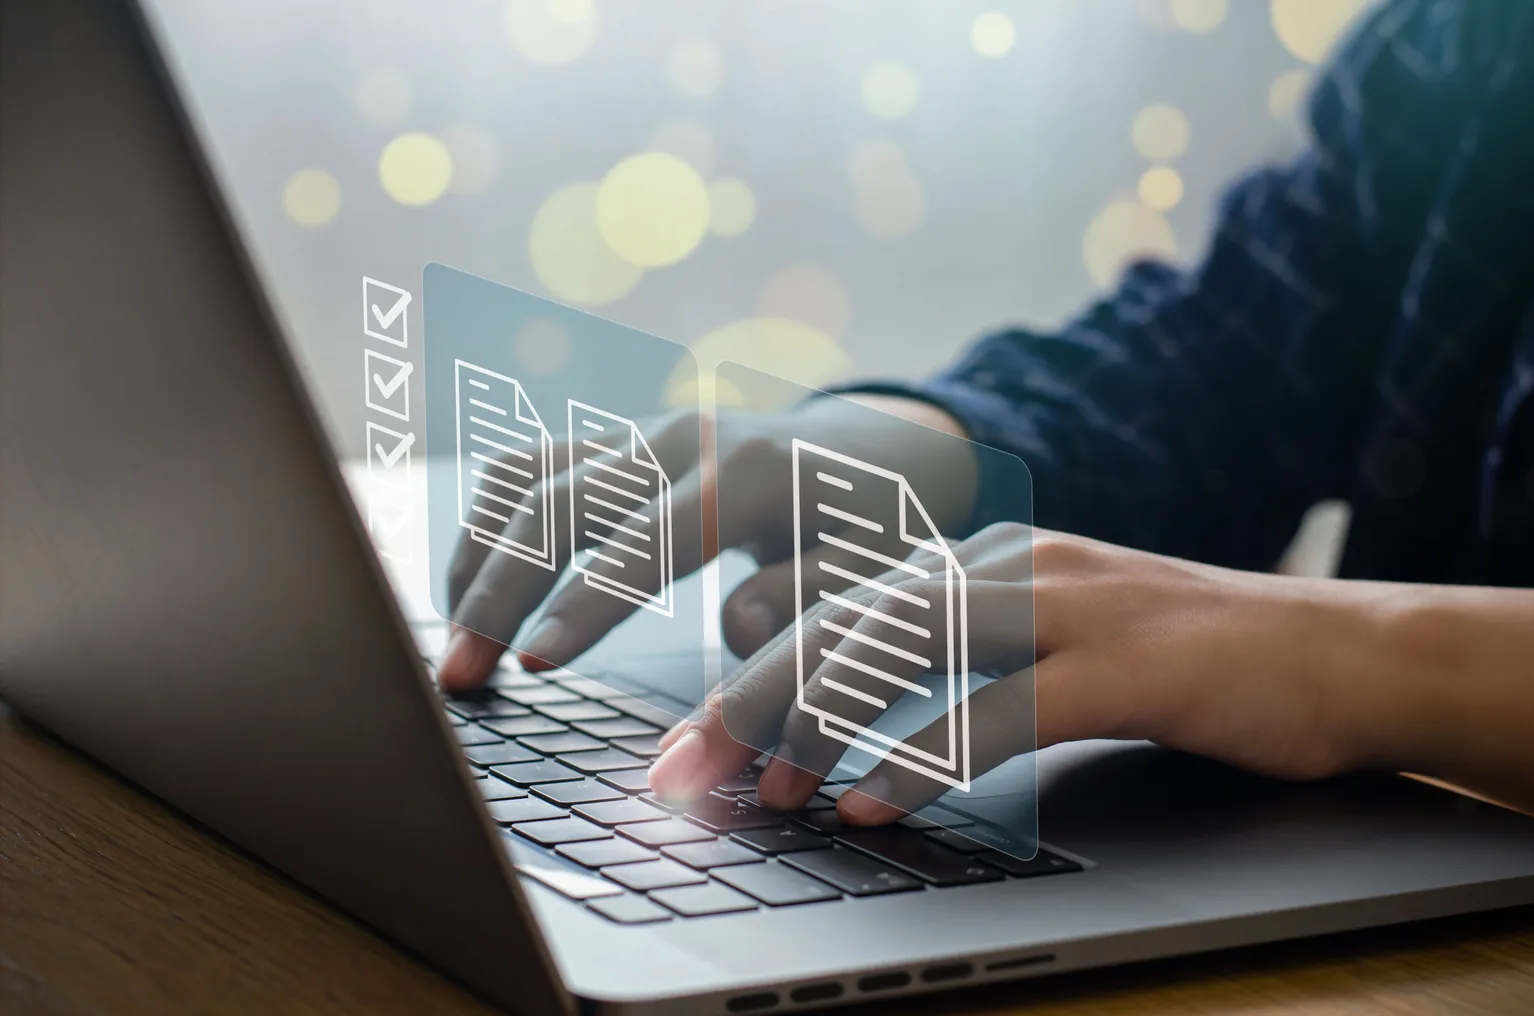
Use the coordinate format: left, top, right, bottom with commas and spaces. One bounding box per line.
842, 0, 1489, 569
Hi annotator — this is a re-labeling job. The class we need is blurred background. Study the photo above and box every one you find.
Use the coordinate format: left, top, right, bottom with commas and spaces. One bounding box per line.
150, 0, 1373, 457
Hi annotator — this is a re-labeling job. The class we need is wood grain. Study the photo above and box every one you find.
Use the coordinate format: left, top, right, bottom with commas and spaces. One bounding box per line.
3, 707, 1532, 1016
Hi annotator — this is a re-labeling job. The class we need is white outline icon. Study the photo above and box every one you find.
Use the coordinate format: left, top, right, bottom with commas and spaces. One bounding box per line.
567, 401, 674, 617
367, 486, 414, 564
364, 348, 413, 422
366, 421, 415, 495
363, 277, 411, 348
454, 360, 557, 571
791, 440, 970, 791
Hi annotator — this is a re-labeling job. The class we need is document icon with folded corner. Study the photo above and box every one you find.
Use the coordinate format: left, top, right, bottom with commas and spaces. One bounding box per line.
791, 439, 970, 792
567, 401, 673, 617
454, 360, 557, 571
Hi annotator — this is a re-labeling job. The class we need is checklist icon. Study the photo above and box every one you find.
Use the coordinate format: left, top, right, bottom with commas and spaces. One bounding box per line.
363, 277, 411, 348
365, 349, 413, 422
367, 486, 415, 564
367, 421, 415, 494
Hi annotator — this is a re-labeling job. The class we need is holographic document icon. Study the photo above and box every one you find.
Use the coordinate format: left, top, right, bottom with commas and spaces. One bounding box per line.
791, 440, 970, 791
568, 401, 674, 617
454, 360, 557, 570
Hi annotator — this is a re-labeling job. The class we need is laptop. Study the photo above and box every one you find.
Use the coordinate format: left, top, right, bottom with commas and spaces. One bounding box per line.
3, 1, 1533, 1013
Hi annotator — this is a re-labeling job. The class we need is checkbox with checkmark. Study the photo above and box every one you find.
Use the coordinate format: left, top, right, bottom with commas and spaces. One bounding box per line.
363, 277, 411, 348
364, 349, 413, 422
367, 485, 415, 564
367, 421, 415, 494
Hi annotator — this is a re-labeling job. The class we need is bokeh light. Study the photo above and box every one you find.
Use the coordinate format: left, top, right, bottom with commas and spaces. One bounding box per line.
647, 118, 716, 178
1270, 0, 1369, 64
595, 152, 711, 268
1170, 0, 1228, 33
1137, 166, 1184, 210
440, 124, 499, 195
970, 12, 1017, 58
528, 182, 644, 305
667, 374, 748, 411
505, 0, 599, 66
1267, 68, 1311, 124
861, 62, 920, 120
1082, 200, 1178, 288
665, 318, 853, 410
1131, 103, 1191, 162
282, 168, 341, 227
378, 133, 453, 207
849, 139, 925, 238
355, 69, 411, 126
707, 179, 757, 237
512, 316, 573, 375
756, 263, 851, 339
667, 37, 724, 98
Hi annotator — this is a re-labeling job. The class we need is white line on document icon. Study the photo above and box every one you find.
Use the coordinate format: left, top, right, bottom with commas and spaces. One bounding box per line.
567, 401, 674, 617
791, 439, 970, 791
454, 360, 557, 571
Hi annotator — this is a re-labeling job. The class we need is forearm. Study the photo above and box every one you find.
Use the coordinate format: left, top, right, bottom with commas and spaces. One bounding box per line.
1349, 583, 1534, 811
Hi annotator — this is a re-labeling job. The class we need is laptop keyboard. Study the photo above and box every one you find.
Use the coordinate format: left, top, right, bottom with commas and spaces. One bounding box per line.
436, 664, 1081, 924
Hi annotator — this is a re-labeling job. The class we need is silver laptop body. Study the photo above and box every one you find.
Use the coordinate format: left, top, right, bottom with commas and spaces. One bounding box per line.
4, 1, 1533, 1013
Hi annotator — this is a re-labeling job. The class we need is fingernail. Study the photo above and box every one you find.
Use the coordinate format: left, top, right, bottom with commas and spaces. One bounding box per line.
438, 629, 484, 690
648, 729, 711, 804
518, 618, 563, 671
756, 749, 795, 806
840, 773, 903, 826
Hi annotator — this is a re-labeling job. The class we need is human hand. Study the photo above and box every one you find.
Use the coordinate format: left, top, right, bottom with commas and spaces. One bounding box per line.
649, 525, 1391, 824
436, 397, 977, 691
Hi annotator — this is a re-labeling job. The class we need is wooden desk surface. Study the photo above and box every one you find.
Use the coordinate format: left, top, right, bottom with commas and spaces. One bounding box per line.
4, 708, 1533, 1016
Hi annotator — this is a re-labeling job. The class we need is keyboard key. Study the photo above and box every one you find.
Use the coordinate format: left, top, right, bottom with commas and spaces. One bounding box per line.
463, 743, 541, 768
518, 731, 606, 755
975, 848, 1084, 879
731, 826, 830, 855
480, 715, 568, 738
563, 670, 651, 697
835, 829, 1005, 887
715, 766, 763, 795
601, 859, 708, 892
573, 798, 669, 827
444, 696, 531, 720
558, 748, 648, 774
740, 791, 834, 812
587, 894, 672, 924
618, 818, 715, 848
608, 697, 686, 728
488, 672, 548, 690
898, 806, 974, 831
610, 734, 664, 758
533, 779, 624, 807
714, 861, 842, 906
455, 725, 503, 747
649, 883, 757, 918
443, 712, 467, 727
556, 838, 658, 869
571, 717, 660, 739
534, 700, 622, 722
637, 792, 680, 813
787, 810, 849, 836
662, 839, 764, 870
512, 817, 612, 846
815, 782, 855, 801
598, 769, 651, 794
780, 848, 923, 897
683, 793, 782, 834
490, 760, 585, 786
550, 676, 629, 700
486, 797, 565, 824
515, 863, 621, 900
924, 828, 988, 853
501, 685, 582, 706
476, 778, 527, 801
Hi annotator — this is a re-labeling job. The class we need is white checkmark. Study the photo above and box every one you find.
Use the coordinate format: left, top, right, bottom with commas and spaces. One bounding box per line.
373, 504, 413, 538
371, 295, 409, 329
374, 431, 415, 467
372, 361, 413, 397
